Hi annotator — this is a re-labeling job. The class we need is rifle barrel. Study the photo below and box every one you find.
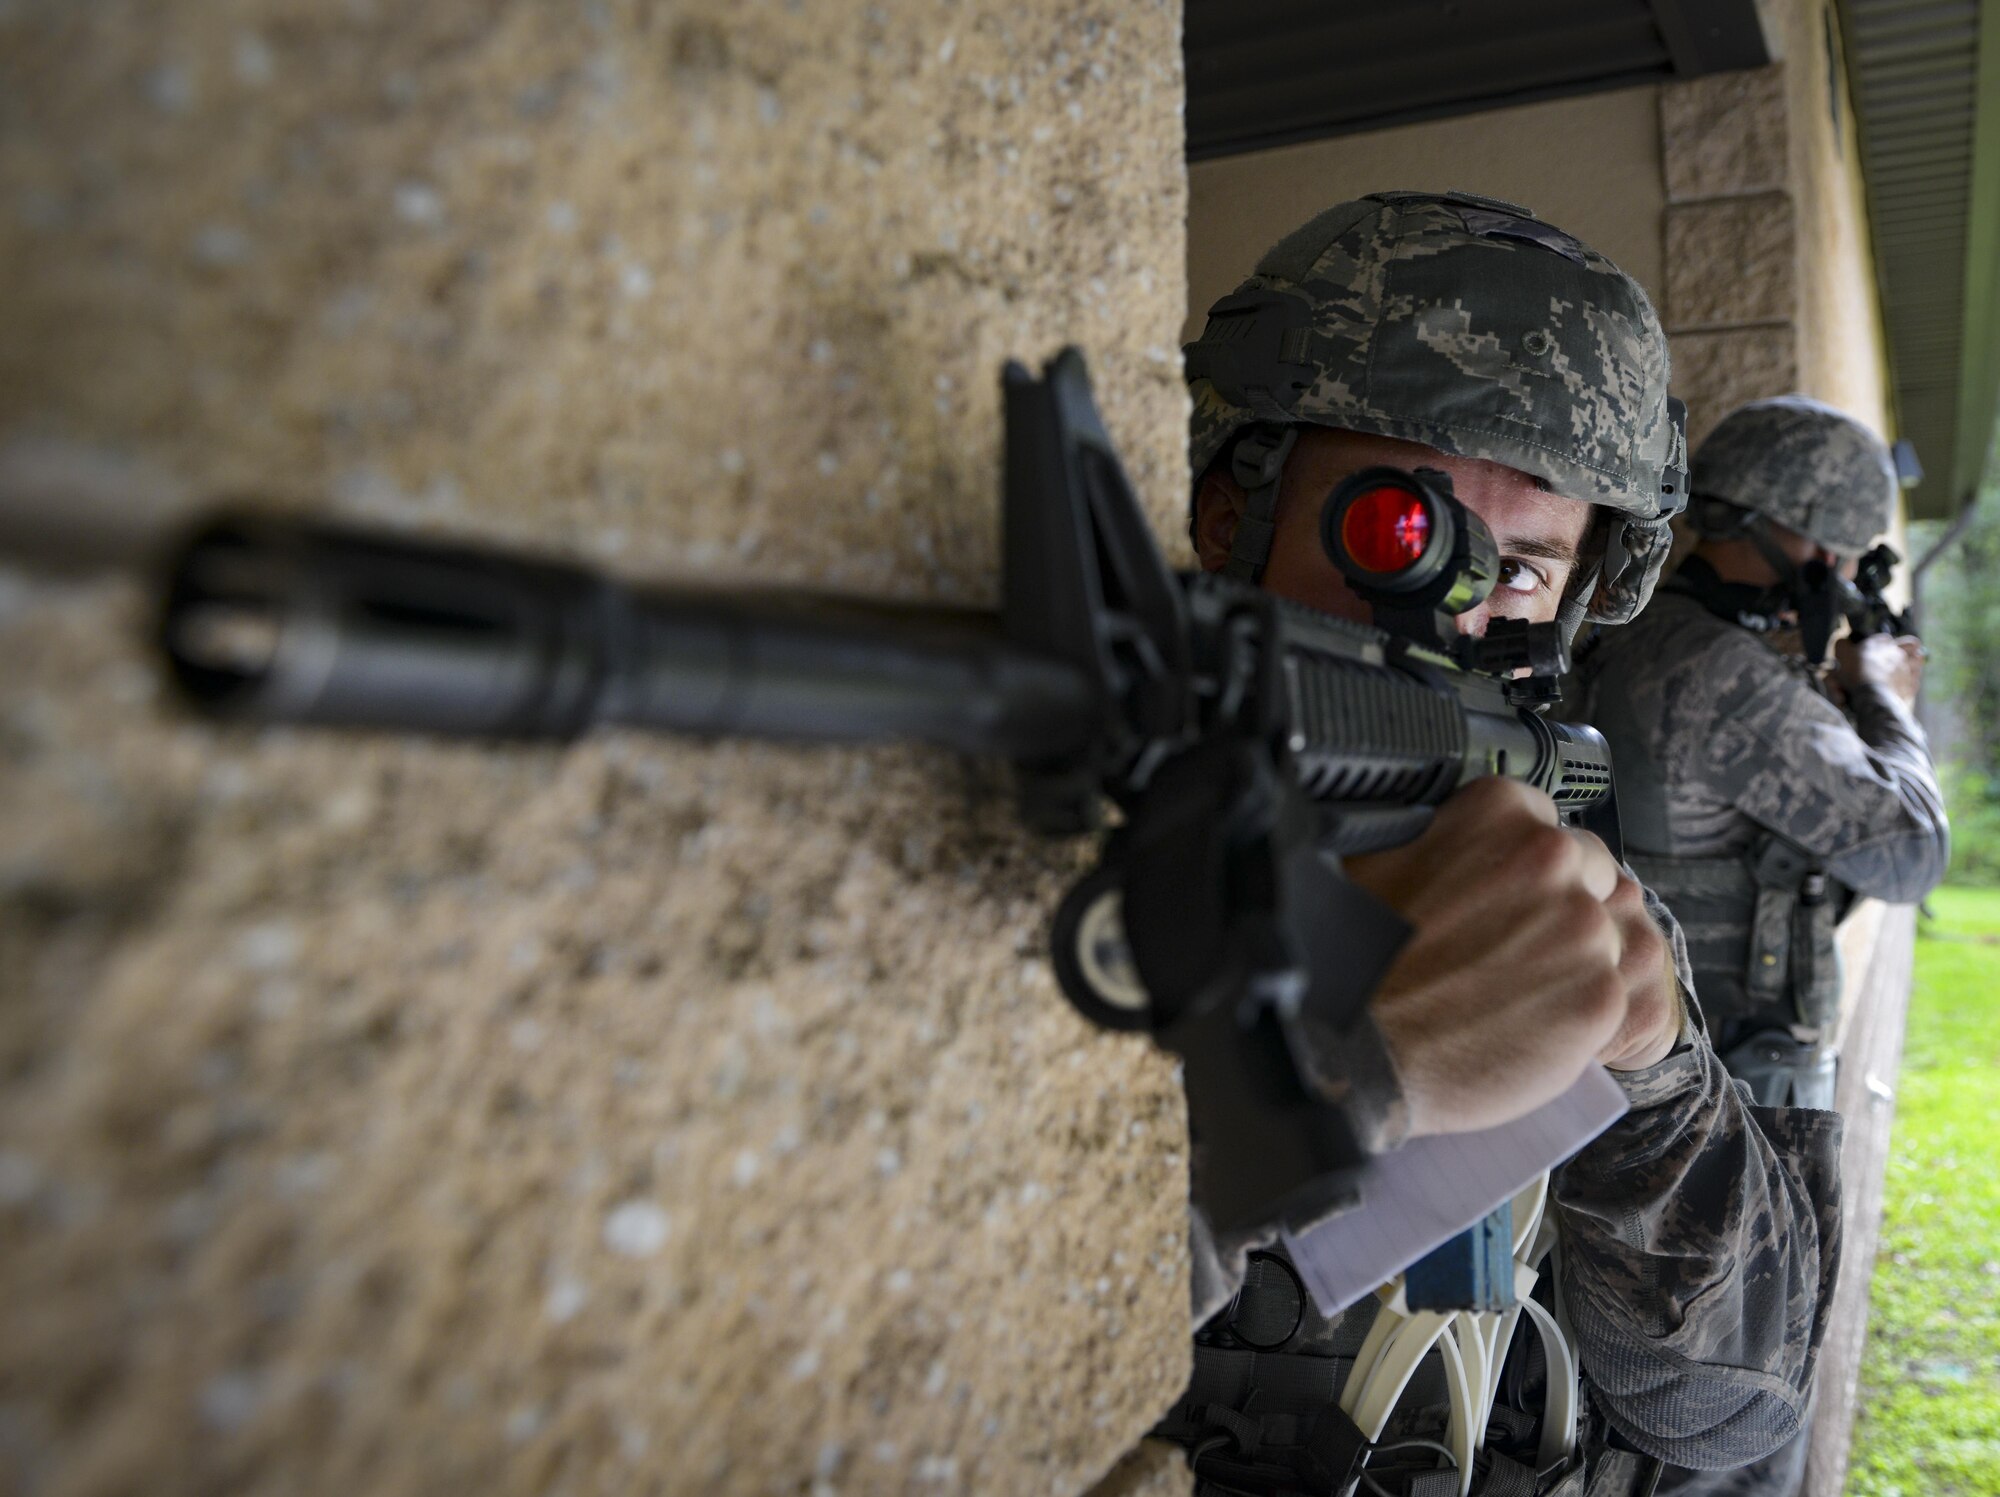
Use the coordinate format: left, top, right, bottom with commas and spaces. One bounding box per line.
160, 515, 1616, 840
162, 514, 1101, 761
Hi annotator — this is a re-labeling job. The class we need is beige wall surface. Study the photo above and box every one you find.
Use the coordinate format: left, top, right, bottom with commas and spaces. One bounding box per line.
1782, 0, 1891, 434
1188, 33, 1893, 471
1186, 87, 1666, 339
1658, 0, 1890, 447
0, 3, 1196, 1495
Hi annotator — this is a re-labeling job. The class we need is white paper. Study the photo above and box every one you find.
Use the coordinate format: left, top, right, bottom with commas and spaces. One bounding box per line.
1281, 1066, 1629, 1317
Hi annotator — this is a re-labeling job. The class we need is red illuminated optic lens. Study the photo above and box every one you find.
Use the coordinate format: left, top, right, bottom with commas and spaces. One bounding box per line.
1339, 487, 1433, 573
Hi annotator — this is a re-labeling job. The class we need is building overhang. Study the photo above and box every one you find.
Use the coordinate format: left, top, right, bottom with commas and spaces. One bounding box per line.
1835, 0, 1996, 519
1184, 0, 1773, 161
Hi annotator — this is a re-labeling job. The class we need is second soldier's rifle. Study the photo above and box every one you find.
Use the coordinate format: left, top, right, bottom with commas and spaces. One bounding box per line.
155, 349, 1620, 1249
1835, 542, 1916, 638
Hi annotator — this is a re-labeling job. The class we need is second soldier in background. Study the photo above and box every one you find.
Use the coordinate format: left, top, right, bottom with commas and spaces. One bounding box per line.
1159, 192, 1842, 1497
1572, 396, 1948, 1104
1569, 395, 1948, 1497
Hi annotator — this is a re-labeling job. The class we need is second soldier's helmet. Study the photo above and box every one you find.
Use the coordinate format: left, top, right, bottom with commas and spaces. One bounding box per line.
1185, 190, 1687, 626
1689, 395, 1898, 556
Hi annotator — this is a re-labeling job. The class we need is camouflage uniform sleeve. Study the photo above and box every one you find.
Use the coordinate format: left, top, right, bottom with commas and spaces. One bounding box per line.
1551, 886, 1844, 1468
1826, 680, 1951, 897
1707, 640, 1948, 903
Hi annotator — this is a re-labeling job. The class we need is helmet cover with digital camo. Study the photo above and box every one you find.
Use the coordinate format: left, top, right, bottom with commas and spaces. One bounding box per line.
1689, 394, 1897, 557
1184, 190, 1688, 629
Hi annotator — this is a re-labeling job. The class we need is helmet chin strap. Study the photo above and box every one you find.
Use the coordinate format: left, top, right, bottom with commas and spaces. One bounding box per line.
1222, 424, 1298, 583
1559, 507, 1634, 648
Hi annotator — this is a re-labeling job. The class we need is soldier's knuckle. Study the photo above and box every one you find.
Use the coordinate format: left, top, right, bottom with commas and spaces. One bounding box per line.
1576, 969, 1628, 1031
1607, 869, 1645, 905
1628, 983, 1671, 1038
1621, 906, 1664, 960
1632, 928, 1664, 976
1554, 887, 1610, 939
1513, 824, 1579, 886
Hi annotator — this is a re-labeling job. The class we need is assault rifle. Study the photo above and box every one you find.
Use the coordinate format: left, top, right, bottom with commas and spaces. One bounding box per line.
157, 349, 1619, 1244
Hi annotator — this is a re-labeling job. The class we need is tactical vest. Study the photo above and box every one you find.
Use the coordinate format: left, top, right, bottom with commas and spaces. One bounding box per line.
1623, 840, 1844, 1109
1623, 837, 1845, 1041
1571, 595, 1846, 1109
1152, 1250, 1660, 1497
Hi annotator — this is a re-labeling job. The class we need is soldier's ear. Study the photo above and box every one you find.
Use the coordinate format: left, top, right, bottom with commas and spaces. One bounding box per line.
1193, 468, 1248, 573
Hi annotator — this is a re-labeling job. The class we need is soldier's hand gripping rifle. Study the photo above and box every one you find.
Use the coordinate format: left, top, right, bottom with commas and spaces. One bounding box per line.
158, 349, 1618, 1242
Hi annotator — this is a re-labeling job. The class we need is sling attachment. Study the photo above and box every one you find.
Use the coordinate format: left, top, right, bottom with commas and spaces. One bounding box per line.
1475, 1451, 1538, 1497
1407, 1471, 1464, 1497
1199, 1402, 1267, 1460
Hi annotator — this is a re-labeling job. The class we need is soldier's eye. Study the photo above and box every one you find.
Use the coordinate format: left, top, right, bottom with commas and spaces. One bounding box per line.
1497, 559, 1545, 594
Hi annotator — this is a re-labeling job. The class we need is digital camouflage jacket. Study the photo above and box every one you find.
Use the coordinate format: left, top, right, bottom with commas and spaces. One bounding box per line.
1570, 583, 1948, 1035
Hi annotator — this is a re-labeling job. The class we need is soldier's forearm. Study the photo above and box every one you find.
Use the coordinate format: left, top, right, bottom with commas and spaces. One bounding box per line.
1828, 683, 1951, 900
1843, 679, 1928, 755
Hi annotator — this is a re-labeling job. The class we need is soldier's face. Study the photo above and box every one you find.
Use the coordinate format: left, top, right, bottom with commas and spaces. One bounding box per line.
1767, 522, 1862, 581
1194, 427, 1591, 635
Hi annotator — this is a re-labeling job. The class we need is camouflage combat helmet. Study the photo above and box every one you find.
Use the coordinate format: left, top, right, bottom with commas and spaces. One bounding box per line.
1185, 190, 1687, 627
1689, 395, 1897, 556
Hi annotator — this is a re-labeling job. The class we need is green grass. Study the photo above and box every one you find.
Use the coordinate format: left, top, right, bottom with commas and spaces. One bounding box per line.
1848, 887, 2000, 1495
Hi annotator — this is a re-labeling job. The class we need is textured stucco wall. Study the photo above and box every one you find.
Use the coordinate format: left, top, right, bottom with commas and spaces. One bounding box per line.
1782, 0, 1891, 434
0, 4, 1196, 1494
1658, 0, 1891, 447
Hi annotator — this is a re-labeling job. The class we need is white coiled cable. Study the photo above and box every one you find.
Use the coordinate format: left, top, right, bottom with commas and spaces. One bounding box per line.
1335, 1171, 1576, 1496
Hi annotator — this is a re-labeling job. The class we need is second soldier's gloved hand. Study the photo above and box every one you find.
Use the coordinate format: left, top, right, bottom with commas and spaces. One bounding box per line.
1834, 631, 1925, 707
1341, 777, 1681, 1140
